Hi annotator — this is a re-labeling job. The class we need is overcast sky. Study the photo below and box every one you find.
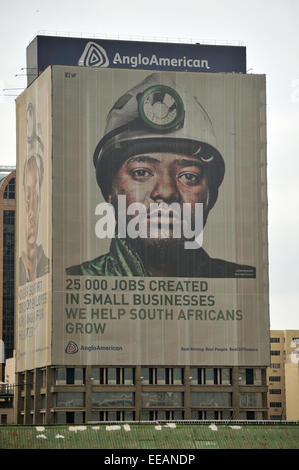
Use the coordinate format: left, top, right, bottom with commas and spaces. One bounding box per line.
0, 0, 298, 330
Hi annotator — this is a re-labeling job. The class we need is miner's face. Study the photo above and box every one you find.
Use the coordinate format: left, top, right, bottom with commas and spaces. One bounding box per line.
25, 160, 41, 255
110, 152, 209, 248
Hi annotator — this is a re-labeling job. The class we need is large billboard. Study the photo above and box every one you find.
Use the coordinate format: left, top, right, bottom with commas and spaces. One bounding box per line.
16, 68, 52, 372
16, 65, 269, 371
26, 35, 246, 86
51, 66, 269, 366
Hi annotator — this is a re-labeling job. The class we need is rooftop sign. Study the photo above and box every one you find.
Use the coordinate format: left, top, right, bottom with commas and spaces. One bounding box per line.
26, 35, 246, 86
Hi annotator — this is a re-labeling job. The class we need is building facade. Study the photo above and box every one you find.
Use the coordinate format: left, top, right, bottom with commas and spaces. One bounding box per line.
0, 167, 16, 382
267, 330, 299, 420
16, 365, 268, 425
14, 37, 270, 426
0, 168, 16, 425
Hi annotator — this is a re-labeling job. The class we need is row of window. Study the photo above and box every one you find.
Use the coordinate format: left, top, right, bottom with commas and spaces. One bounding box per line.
49, 409, 265, 425
20, 366, 268, 388
50, 391, 264, 409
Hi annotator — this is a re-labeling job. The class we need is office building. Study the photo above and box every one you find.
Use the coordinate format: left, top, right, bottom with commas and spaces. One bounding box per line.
267, 330, 299, 420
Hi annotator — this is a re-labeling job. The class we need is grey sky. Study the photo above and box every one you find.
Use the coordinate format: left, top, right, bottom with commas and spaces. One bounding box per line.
0, 0, 298, 329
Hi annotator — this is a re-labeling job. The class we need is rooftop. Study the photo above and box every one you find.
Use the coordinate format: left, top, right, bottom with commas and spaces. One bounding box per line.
1, 422, 299, 449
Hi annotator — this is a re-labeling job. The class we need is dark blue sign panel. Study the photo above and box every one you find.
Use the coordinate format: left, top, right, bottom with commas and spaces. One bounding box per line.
26, 35, 246, 86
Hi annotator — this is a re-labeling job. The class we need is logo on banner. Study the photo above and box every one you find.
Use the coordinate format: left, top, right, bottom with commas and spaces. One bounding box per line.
65, 341, 79, 354
78, 41, 109, 67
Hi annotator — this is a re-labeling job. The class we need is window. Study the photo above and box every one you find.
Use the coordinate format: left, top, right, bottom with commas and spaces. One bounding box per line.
191, 392, 232, 407
271, 364, 280, 369
142, 392, 183, 407
246, 369, 254, 385
191, 410, 233, 420
55, 412, 85, 424
270, 389, 281, 394
220, 368, 232, 385
91, 411, 135, 422
141, 410, 184, 421
240, 393, 262, 408
2, 210, 15, 359
91, 367, 135, 385
190, 367, 202, 385
270, 402, 282, 408
55, 368, 85, 385
54, 392, 85, 407
1, 414, 7, 424
3, 178, 15, 199
190, 368, 231, 385
141, 368, 183, 385
92, 392, 134, 407
204, 368, 216, 385
67, 368, 75, 384
270, 350, 280, 356
269, 376, 281, 382
239, 368, 262, 385
270, 338, 280, 343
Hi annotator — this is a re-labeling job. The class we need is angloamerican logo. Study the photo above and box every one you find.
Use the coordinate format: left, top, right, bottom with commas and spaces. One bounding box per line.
78, 41, 210, 70
78, 41, 109, 67
65, 341, 79, 354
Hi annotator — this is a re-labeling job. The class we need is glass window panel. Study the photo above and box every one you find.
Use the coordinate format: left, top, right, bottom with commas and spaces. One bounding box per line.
66, 368, 75, 384
246, 369, 254, 385
173, 410, 184, 420
55, 412, 66, 424
190, 367, 198, 385
75, 368, 84, 385
91, 367, 100, 385
108, 368, 117, 384
254, 369, 262, 385
41, 395, 46, 408
55, 368, 66, 385
55, 392, 84, 407
74, 412, 84, 424
157, 368, 165, 385
124, 368, 133, 385
173, 368, 183, 384
141, 368, 149, 384
221, 368, 231, 385
191, 392, 232, 407
205, 368, 214, 385
124, 411, 135, 421
141, 410, 150, 420
108, 411, 117, 421
92, 392, 134, 407
158, 411, 166, 420
238, 368, 246, 385
239, 393, 262, 408
222, 411, 233, 420
142, 392, 183, 407
206, 410, 217, 420
91, 411, 100, 421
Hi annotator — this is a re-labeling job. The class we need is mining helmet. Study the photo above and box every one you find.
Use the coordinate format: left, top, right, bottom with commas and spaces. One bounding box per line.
93, 73, 225, 210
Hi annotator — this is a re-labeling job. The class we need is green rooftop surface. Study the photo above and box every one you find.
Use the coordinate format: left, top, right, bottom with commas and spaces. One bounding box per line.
1, 423, 299, 449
